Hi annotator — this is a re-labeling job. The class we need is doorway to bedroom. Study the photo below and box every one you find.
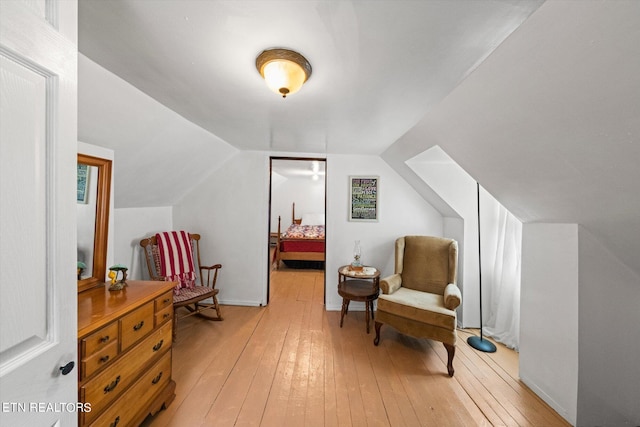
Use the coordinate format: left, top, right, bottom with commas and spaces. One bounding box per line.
268, 157, 326, 305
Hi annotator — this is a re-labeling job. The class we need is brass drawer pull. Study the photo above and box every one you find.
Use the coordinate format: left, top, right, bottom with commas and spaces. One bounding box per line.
103, 375, 121, 394
153, 339, 164, 352
133, 321, 145, 331
110, 416, 120, 427
99, 355, 110, 364
163, 298, 171, 304
151, 371, 163, 385
162, 313, 170, 320
99, 335, 110, 343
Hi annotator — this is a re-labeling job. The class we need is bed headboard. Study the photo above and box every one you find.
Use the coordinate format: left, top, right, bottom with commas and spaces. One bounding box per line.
292, 202, 302, 224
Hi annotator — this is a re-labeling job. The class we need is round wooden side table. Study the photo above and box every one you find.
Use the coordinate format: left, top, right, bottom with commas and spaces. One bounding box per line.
337, 265, 380, 333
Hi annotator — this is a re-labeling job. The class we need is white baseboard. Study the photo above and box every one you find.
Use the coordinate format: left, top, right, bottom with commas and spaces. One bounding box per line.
219, 298, 263, 307
326, 303, 341, 311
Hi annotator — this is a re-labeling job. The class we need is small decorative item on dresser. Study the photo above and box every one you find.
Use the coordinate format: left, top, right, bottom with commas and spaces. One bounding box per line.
108, 264, 128, 291
77, 261, 86, 280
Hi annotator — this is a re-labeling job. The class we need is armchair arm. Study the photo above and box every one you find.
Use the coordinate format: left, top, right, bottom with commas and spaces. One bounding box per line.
380, 273, 402, 294
443, 283, 462, 310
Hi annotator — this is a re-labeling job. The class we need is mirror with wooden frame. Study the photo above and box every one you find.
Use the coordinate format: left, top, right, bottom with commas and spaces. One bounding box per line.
77, 153, 112, 293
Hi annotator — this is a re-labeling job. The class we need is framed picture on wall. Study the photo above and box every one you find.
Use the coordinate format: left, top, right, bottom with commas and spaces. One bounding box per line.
349, 176, 379, 222
77, 163, 89, 204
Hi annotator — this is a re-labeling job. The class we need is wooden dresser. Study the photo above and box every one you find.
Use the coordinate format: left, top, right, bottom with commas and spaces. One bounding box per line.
78, 281, 176, 426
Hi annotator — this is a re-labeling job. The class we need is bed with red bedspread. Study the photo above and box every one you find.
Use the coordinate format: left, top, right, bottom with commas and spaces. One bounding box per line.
273, 210, 325, 269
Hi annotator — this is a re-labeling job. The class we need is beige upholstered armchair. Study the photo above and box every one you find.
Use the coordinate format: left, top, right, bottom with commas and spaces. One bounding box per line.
374, 236, 461, 376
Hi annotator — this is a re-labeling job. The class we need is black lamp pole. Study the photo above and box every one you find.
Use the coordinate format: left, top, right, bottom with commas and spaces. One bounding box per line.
467, 182, 497, 353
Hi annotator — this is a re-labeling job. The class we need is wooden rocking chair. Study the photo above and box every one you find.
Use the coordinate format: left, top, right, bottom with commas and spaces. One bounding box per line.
140, 232, 222, 340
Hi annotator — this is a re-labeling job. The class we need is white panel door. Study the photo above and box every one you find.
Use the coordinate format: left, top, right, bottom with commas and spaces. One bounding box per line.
0, 1, 78, 425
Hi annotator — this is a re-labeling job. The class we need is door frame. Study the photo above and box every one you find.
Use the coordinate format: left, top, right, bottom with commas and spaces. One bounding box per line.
267, 156, 327, 305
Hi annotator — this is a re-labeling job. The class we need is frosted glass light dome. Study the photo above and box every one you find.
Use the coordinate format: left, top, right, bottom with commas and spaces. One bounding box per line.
256, 48, 312, 98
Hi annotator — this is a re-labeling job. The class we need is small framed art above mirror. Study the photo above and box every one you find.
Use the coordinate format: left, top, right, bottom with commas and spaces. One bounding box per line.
77, 153, 112, 293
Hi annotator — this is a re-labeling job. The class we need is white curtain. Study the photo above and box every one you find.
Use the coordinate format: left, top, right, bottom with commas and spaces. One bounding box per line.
480, 188, 522, 351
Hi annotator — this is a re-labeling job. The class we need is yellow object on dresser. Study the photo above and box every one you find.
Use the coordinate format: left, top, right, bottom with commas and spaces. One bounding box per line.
78, 281, 177, 426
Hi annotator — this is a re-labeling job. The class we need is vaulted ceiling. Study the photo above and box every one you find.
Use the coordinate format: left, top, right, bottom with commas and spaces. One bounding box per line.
384, 1, 640, 274
78, 0, 543, 154
77, 1, 640, 276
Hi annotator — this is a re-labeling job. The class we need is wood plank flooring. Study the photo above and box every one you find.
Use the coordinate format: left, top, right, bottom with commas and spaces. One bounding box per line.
142, 269, 570, 427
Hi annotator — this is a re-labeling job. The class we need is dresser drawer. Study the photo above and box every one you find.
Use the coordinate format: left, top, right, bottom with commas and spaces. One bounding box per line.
81, 321, 172, 425
81, 322, 118, 360
120, 301, 154, 351
88, 351, 172, 427
154, 291, 173, 312
155, 304, 173, 326
81, 340, 118, 380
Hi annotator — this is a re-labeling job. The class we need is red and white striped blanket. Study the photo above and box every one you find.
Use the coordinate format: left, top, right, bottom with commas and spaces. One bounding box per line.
155, 231, 196, 294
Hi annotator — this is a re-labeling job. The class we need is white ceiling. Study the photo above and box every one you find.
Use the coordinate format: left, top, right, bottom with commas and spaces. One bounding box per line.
78, 0, 543, 155
77, 1, 640, 277
385, 0, 640, 274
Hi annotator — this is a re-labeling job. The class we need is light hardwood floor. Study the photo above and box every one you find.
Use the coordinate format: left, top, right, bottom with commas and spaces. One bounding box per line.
142, 269, 570, 426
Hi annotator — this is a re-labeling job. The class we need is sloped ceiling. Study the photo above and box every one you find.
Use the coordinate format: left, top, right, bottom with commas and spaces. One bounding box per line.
78, 1, 640, 276
384, 0, 640, 274
78, 54, 238, 208
78, 0, 543, 154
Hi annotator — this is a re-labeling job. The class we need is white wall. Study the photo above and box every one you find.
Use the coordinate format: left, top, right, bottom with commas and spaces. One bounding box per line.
576, 228, 640, 426
77, 141, 114, 281
271, 166, 325, 231
324, 154, 443, 310
520, 223, 579, 425
171, 151, 443, 310
520, 224, 640, 426
173, 151, 270, 306
113, 206, 173, 280
79, 54, 238, 209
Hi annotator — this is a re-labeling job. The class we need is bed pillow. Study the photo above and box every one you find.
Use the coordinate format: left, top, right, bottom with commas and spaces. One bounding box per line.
302, 213, 325, 225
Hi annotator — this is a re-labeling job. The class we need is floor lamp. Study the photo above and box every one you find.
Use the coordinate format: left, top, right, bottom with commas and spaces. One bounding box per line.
467, 182, 497, 353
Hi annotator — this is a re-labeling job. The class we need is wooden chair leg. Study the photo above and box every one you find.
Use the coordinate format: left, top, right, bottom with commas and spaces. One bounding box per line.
365, 301, 370, 334
444, 343, 455, 377
373, 321, 382, 346
213, 295, 223, 320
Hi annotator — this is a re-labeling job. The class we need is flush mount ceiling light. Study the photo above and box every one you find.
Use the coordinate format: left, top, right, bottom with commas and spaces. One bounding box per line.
256, 48, 312, 98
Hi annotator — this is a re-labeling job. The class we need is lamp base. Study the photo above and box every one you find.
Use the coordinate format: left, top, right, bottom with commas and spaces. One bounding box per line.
467, 335, 497, 353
